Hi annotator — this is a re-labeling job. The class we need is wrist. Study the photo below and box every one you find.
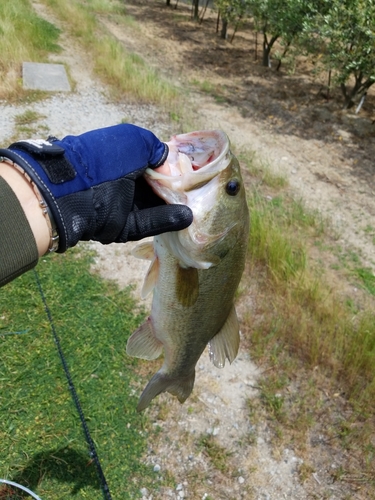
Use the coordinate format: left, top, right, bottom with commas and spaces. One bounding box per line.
0, 160, 52, 257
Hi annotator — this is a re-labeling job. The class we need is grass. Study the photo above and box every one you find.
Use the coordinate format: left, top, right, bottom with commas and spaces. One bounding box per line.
1, 0, 180, 109
6, 110, 49, 144
197, 434, 232, 474
246, 184, 375, 398
190, 79, 229, 104
0, 0, 61, 99
0, 247, 156, 499
244, 171, 375, 484
237, 150, 288, 189
3, 0, 375, 494
14, 110, 45, 126
41, 0, 180, 108
355, 267, 375, 296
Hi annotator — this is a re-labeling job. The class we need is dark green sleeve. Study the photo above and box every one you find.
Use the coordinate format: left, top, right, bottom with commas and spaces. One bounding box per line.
0, 177, 39, 287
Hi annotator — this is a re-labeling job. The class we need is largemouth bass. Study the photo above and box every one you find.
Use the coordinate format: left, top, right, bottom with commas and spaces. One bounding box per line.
127, 130, 249, 412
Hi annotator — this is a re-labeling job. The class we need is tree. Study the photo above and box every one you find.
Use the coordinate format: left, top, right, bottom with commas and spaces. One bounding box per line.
215, 0, 250, 40
246, 0, 318, 68
304, 0, 375, 108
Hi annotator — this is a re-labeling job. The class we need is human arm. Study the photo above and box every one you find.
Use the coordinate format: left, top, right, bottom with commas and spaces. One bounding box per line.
0, 124, 193, 287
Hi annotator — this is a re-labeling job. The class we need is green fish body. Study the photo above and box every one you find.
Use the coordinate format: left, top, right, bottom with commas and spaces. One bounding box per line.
127, 130, 249, 411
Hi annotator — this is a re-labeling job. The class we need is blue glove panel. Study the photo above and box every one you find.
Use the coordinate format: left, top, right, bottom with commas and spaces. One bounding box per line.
0, 124, 192, 253
7, 124, 168, 198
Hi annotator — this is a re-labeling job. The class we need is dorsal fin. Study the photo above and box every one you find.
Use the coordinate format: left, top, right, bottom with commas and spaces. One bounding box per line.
208, 306, 240, 368
126, 319, 163, 360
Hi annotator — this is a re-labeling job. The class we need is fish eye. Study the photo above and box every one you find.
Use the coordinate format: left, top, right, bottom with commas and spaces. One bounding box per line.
226, 179, 240, 196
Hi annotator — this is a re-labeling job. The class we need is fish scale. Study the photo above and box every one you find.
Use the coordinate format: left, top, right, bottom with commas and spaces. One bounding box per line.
127, 130, 249, 411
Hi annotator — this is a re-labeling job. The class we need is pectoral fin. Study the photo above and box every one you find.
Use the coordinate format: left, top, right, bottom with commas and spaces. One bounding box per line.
126, 319, 163, 360
131, 241, 155, 260
141, 257, 160, 298
208, 306, 240, 368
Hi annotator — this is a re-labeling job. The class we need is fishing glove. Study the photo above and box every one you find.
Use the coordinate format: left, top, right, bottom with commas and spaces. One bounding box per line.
0, 124, 193, 253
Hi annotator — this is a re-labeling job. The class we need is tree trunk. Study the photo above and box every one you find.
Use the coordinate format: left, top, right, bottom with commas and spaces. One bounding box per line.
276, 41, 291, 71
221, 18, 228, 39
199, 0, 209, 24
192, 0, 199, 20
166, 0, 171, 6
341, 73, 363, 109
262, 33, 279, 67
262, 45, 271, 67
341, 74, 374, 110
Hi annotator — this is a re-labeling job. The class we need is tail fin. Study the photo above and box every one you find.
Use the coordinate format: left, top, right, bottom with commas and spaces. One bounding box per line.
137, 370, 195, 412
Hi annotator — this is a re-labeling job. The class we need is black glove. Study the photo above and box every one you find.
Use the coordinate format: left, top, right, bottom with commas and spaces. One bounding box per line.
0, 124, 193, 252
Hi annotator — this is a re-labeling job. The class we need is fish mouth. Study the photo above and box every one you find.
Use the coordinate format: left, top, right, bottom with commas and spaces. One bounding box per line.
144, 130, 231, 194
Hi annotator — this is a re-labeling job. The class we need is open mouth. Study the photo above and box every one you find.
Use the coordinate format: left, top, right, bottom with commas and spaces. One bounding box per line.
154, 130, 229, 177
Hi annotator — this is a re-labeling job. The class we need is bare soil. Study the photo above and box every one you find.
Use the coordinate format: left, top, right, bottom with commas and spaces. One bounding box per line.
15, 1, 375, 498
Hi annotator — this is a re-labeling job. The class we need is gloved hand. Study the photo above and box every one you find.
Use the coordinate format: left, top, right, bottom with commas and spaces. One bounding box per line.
0, 124, 193, 253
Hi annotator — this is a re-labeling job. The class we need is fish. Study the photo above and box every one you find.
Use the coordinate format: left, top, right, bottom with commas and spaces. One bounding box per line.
126, 130, 249, 412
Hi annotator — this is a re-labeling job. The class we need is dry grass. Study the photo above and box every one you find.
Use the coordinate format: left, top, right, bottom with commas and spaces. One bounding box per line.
241, 170, 375, 490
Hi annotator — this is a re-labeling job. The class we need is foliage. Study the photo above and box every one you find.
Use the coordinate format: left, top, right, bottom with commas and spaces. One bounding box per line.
301, 0, 375, 108
214, 0, 375, 103
215, 0, 250, 39
245, 0, 326, 67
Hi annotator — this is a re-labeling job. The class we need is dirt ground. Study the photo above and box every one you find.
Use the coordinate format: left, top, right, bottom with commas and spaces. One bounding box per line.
97, 3, 375, 499
19, 0, 375, 498
111, 0, 375, 273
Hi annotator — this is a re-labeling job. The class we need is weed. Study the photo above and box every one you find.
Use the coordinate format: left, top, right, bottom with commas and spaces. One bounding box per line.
14, 110, 45, 126
298, 462, 315, 482
354, 267, 375, 295
197, 434, 232, 473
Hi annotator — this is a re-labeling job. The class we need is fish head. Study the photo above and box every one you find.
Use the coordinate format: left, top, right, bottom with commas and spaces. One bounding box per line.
144, 130, 249, 268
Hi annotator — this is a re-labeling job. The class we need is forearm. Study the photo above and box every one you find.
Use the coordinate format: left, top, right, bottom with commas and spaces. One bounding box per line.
0, 161, 50, 255
0, 124, 193, 287
0, 161, 49, 287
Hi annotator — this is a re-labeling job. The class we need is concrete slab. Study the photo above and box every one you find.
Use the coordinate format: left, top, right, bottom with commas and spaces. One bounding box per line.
22, 62, 71, 91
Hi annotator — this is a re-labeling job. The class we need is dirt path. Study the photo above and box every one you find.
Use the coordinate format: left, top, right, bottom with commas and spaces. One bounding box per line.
5, 1, 373, 498
109, 0, 375, 275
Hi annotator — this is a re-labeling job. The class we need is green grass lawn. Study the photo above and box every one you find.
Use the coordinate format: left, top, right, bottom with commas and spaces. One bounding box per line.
0, 247, 153, 499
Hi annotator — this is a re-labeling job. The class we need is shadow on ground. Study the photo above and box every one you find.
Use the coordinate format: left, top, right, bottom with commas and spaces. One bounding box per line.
6, 447, 100, 496
123, 0, 375, 188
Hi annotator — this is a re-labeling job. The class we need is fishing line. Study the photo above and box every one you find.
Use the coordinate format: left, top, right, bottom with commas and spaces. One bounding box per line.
33, 270, 113, 500
0, 329, 30, 336
0, 478, 43, 499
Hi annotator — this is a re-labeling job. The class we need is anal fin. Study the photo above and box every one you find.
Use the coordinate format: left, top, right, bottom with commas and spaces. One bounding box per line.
208, 306, 240, 368
126, 319, 163, 360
